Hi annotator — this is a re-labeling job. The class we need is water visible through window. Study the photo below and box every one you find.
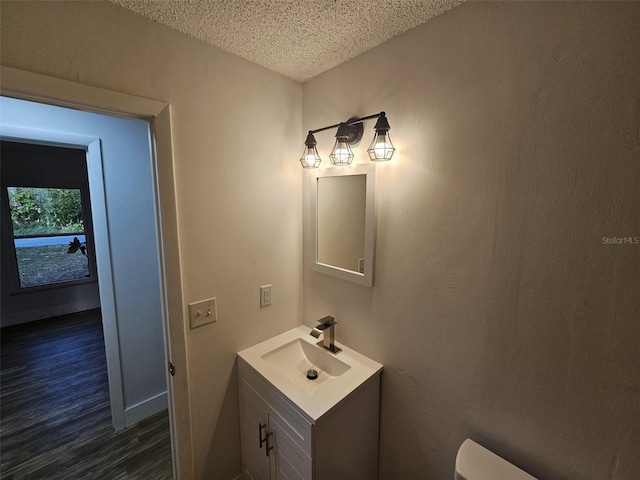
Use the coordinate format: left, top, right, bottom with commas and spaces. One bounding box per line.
8, 187, 89, 287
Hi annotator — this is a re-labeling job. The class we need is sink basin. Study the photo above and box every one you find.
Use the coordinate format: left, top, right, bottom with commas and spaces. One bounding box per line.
261, 338, 351, 394
237, 325, 383, 420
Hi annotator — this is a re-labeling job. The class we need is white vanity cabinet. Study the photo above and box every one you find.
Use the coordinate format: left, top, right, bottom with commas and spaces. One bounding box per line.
238, 357, 381, 480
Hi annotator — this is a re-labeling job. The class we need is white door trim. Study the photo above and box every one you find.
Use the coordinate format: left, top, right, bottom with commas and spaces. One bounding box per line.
0, 65, 192, 480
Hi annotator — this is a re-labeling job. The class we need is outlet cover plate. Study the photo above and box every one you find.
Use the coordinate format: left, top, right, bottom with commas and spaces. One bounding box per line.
260, 284, 272, 308
189, 297, 217, 329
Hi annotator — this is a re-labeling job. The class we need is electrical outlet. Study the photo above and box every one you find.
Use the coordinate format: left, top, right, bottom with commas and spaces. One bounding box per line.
260, 284, 272, 308
189, 297, 217, 329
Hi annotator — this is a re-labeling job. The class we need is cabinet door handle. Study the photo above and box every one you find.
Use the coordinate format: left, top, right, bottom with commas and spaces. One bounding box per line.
265, 430, 273, 457
258, 423, 267, 448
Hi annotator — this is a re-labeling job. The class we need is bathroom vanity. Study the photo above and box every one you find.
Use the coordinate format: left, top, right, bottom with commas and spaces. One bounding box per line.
237, 325, 383, 480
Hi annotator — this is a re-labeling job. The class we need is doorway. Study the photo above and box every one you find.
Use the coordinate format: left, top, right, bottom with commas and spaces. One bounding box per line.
1, 96, 168, 427
0, 66, 192, 479
0, 96, 177, 478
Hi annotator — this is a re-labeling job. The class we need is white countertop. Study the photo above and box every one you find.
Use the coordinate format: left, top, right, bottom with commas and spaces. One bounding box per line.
237, 325, 383, 421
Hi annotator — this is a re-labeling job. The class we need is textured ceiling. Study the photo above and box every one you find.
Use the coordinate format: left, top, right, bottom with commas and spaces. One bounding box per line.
110, 0, 464, 82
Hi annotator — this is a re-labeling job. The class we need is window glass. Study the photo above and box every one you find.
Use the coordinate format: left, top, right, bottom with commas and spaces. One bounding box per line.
8, 187, 89, 287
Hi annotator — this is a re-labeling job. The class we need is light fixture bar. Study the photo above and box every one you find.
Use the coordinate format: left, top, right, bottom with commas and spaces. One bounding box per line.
308, 112, 386, 135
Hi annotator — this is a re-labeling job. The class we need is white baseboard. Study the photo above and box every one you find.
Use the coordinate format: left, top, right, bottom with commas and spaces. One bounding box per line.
124, 391, 168, 428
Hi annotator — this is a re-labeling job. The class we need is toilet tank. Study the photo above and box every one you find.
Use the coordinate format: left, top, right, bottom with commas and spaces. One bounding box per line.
454, 439, 537, 480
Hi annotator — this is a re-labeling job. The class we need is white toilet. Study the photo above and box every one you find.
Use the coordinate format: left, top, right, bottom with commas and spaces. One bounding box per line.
455, 439, 537, 480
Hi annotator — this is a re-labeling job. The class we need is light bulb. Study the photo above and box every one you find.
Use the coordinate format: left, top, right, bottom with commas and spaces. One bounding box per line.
303, 153, 316, 167
334, 148, 350, 161
330, 139, 354, 165
374, 140, 390, 157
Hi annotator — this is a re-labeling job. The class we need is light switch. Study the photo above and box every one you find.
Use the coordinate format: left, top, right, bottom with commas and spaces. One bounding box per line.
189, 297, 217, 329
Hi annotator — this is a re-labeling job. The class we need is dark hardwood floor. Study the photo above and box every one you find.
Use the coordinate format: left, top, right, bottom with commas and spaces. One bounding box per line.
0, 309, 173, 479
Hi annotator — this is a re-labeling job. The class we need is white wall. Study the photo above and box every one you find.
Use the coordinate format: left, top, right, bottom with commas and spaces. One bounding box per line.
0, 95, 168, 421
303, 2, 640, 479
0, 2, 302, 478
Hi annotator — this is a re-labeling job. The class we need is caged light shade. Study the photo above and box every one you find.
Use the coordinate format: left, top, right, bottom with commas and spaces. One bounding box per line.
329, 122, 359, 166
367, 113, 395, 161
329, 137, 355, 166
300, 132, 322, 168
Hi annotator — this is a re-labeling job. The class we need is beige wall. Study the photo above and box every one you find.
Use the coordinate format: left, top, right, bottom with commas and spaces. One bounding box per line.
0, 1, 302, 478
303, 2, 640, 479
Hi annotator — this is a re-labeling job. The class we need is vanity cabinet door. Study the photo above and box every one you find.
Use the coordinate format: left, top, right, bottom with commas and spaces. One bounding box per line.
241, 385, 312, 480
270, 414, 312, 480
240, 387, 271, 480
239, 359, 313, 455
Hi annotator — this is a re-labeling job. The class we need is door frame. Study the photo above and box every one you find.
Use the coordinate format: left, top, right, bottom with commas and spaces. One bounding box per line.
0, 65, 192, 480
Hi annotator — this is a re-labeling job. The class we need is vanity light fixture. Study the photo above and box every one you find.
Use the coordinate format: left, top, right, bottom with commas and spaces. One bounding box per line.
299, 111, 395, 169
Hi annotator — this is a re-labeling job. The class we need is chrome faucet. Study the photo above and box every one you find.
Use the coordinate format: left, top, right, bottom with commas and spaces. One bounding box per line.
310, 316, 341, 354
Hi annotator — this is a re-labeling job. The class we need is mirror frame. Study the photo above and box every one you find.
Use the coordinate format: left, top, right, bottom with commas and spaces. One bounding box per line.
311, 164, 376, 286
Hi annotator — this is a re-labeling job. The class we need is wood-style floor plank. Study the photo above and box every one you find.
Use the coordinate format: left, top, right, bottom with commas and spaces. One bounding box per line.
0, 310, 173, 479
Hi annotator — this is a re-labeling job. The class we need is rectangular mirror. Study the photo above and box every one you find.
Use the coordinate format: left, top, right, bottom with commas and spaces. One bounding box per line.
311, 164, 375, 286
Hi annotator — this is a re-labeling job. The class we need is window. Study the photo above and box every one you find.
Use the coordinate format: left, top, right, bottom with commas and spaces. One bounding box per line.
7, 186, 94, 288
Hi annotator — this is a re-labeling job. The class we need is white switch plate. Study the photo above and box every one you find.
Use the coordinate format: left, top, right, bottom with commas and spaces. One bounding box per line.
189, 297, 217, 329
260, 284, 272, 308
